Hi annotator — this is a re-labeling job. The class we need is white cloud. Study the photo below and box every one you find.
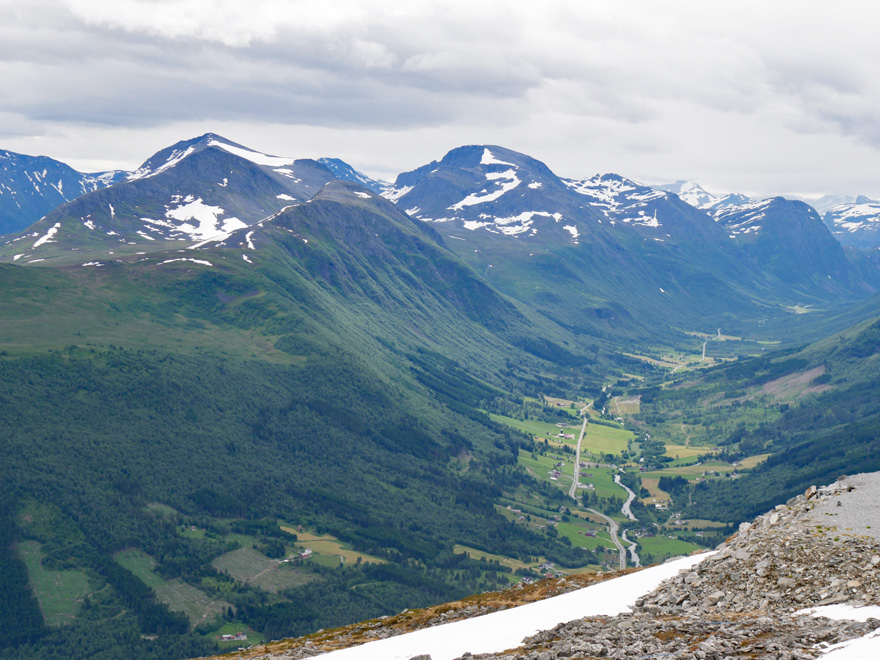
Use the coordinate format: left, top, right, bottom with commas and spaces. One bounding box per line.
2, 1, 880, 196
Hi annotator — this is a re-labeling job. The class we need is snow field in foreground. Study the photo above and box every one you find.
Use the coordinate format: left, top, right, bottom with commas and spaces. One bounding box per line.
800, 605, 880, 660
314, 552, 713, 660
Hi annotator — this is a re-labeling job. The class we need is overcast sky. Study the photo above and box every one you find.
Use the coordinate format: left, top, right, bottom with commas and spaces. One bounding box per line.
2, 0, 879, 197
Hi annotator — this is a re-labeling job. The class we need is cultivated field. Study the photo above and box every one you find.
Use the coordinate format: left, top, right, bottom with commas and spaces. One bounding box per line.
212, 547, 315, 592
19, 541, 89, 626
116, 548, 230, 626
281, 529, 387, 565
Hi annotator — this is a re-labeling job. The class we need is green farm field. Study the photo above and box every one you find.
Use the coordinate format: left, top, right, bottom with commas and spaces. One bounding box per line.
116, 548, 230, 626
580, 423, 632, 455
637, 535, 704, 563
489, 413, 579, 441
211, 547, 316, 593
18, 541, 89, 627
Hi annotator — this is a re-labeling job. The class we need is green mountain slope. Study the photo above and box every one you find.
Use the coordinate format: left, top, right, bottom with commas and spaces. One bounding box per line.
633, 307, 880, 522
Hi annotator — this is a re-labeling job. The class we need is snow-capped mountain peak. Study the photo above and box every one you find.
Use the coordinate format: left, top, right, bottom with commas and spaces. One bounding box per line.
378, 145, 577, 240
823, 199, 880, 248
127, 133, 301, 181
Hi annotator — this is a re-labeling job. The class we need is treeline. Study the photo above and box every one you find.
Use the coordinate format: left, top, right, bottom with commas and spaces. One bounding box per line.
93, 556, 189, 635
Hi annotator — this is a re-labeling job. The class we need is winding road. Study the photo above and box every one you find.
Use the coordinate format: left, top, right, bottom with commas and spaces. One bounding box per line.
567, 410, 641, 570
701, 327, 722, 362
586, 507, 626, 571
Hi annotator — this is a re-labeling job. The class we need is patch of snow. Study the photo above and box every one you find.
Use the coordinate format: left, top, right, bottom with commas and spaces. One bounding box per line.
109, 204, 115, 218
159, 258, 213, 267
564, 175, 665, 227
451, 169, 521, 210
314, 553, 713, 660
404, 206, 421, 215
165, 198, 247, 241
136, 231, 156, 241
273, 169, 302, 183
798, 604, 880, 623
528, 182, 543, 189
84, 219, 95, 230
563, 225, 579, 239
242, 254, 253, 264
106, 230, 118, 236
245, 231, 256, 250
447, 235, 465, 240
206, 138, 295, 167
128, 146, 194, 180
353, 191, 372, 199
463, 220, 491, 231
27, 258, 45, 263
276, 193, 296, 201
797, 605, 880, 660
818, 630, 880, 659
218, 177, 228, 187
480, 148, 515, 167
13, 254, 24, 261
382, 185, 413, 202
81, 262, 104, 267
33, 222, 61, 248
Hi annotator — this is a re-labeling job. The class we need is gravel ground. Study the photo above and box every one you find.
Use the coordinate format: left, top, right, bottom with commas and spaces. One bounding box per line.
806, 473, 880, 541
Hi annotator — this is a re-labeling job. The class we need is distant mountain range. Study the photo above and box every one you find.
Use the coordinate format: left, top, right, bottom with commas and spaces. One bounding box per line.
657, 181, 880, 250
0, 148, 125, 235
2, 135, 878, 346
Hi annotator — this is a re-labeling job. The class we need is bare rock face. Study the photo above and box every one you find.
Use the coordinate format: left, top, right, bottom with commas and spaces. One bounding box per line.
469, 474, 880, 660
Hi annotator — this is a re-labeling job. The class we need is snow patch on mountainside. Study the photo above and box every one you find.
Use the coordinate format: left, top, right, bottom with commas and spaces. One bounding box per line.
480, 148, 515, 167
128, 146, 194, 180
382, 185, 413, 202
451, 169, 522, 210
565, 175, 665, 227
714, 199, 772, 238
461, 211, 563, 236
150, 196, 248, 241
206, 138, 295, 168
159, 258, 213, 267
33, 222, 61, 248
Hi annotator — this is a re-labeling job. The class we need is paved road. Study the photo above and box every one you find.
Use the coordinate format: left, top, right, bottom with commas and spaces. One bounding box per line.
701, 327, 722, 362
567, 404, 642, 570
568, 415, 589, 500
587, 508, 626, 571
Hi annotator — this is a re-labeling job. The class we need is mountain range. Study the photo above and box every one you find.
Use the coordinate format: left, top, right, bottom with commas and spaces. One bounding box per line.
3, 135, 877, 345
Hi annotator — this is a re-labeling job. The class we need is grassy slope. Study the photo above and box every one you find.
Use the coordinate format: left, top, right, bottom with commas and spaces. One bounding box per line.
2, 192, 631, 658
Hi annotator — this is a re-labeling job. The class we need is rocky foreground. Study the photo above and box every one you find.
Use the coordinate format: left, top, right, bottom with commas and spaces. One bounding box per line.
473, 473, 880, 660
206, 474, 880, 660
